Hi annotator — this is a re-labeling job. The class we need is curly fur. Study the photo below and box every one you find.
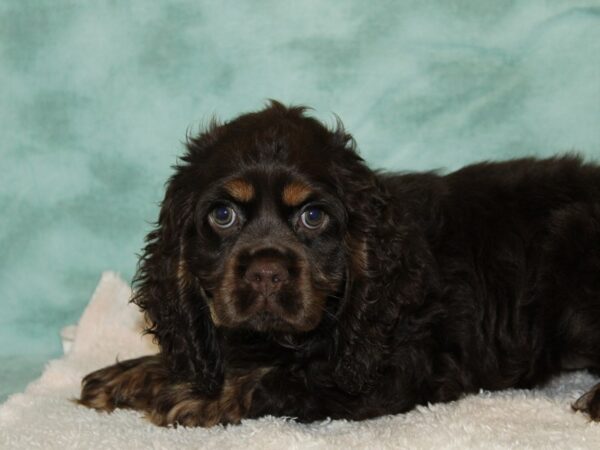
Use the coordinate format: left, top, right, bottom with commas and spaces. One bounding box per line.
79, 101, 600, 426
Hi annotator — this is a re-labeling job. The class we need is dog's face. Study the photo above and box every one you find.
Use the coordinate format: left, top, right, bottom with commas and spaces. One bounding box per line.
178, 105, 356, 333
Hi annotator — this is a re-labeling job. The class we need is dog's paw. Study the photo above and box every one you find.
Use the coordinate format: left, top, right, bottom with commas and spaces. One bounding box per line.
77, 355, 166, 413
147, 387, 235, 427
572, 382, 600, 421
148, 368, 270, 428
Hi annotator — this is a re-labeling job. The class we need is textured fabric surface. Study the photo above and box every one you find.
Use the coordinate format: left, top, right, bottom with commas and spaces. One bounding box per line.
1, 272, 599, 449
1, 0, 600, 400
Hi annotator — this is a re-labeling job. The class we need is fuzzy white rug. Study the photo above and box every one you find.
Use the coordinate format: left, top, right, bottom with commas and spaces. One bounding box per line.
1, 272, 599, 449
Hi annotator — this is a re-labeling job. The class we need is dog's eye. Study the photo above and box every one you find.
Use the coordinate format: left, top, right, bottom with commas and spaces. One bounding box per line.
209, 205, 237, 229
300, 207, 327, 229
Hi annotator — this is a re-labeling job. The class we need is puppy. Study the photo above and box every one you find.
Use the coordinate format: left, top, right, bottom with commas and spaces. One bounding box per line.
79, 101, 600, 426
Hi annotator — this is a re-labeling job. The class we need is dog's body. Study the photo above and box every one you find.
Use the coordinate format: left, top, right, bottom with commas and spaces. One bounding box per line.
79, 103, 600, 426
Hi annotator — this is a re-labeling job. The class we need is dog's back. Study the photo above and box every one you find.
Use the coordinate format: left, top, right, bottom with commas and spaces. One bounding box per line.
382, 155, 600, 411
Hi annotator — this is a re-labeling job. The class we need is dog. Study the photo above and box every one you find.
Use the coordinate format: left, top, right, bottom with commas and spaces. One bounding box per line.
78, 101, 600, 427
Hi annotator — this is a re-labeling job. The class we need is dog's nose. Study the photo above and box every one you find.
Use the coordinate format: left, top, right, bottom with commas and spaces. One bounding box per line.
244, 258, 289, 297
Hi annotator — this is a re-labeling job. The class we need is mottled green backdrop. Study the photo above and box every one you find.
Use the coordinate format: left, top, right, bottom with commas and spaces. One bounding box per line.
1, 0, 599, 401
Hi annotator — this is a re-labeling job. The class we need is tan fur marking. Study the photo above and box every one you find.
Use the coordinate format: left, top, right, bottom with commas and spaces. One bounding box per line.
210, 249, 242, 327
224, 179, 255, 202
207, 300, 222, 326
282, 181, 312, 206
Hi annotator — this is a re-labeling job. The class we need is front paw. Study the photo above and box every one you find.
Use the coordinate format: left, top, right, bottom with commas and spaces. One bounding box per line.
147, 385, 232, 427
78, 355, 166, 413
148, 368, 270, 428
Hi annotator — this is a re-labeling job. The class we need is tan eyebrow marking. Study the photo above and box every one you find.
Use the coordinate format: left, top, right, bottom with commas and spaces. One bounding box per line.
224, 179, 255, 202
282, 181, 313, 206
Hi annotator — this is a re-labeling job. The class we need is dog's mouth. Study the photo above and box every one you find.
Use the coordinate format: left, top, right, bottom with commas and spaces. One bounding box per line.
204, 277, 331, 333
241, 310, 297, 332
199, 243, 348, 334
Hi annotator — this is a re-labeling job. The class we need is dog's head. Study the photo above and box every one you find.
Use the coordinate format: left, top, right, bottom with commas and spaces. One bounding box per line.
134, 102, 378, 392
192, 169, 346, 333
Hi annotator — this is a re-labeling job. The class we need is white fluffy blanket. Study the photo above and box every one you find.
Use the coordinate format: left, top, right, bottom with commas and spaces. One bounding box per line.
1, 272, 599, 449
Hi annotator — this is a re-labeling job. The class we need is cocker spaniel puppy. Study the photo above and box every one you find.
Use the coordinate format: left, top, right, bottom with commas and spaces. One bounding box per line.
78, 101, 600, 427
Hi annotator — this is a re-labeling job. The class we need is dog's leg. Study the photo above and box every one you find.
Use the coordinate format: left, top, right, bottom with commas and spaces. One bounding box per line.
246, 364, 423, 423
78, 355, 271, 427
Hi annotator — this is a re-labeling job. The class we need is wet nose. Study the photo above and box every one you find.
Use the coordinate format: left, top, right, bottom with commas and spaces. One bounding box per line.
244, 258, 289, 297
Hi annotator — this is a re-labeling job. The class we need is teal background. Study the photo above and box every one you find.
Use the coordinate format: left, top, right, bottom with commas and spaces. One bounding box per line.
1, 1, 599, 402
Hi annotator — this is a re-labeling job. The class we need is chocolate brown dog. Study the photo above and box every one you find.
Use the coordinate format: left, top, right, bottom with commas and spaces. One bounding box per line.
79, 101, 600, 426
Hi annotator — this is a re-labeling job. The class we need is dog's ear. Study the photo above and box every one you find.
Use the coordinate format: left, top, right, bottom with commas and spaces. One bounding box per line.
328, 127, 436, 394
132, 159, 224, 396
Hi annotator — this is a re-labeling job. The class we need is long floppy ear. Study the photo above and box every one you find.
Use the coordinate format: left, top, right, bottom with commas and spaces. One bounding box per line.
132, 162, 224, 396
329, 129, 436, 394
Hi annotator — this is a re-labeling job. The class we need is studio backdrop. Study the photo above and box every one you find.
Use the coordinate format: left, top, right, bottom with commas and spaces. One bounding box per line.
1, 0, 599, 401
